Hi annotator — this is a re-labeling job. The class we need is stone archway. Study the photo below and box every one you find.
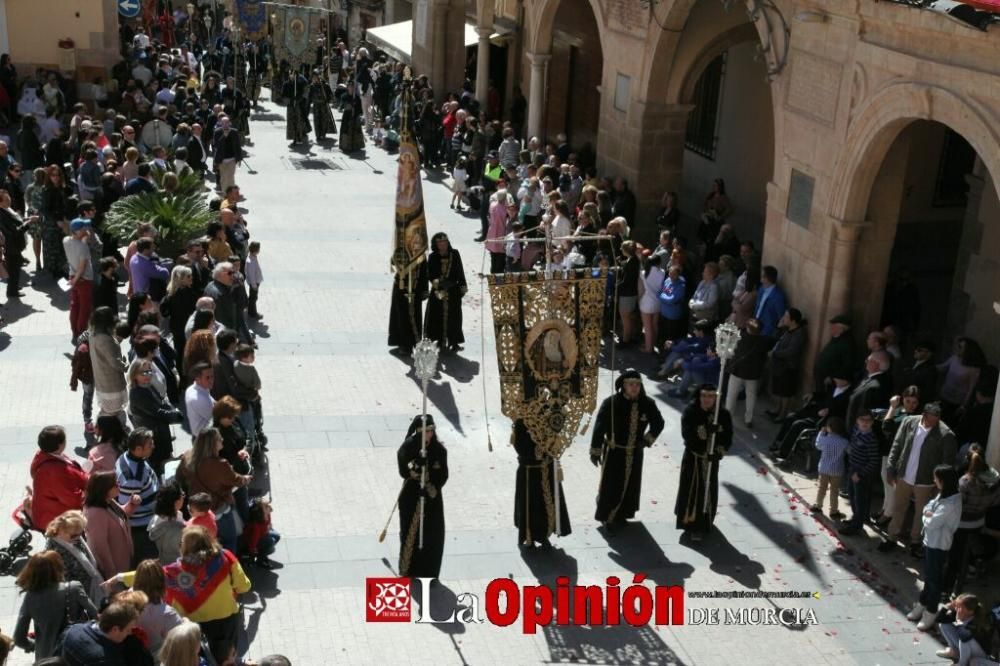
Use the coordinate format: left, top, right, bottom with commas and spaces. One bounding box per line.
528, 0, 606, 56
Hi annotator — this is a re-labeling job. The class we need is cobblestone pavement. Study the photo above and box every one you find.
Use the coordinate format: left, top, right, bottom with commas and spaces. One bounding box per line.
0, 97, 950, 665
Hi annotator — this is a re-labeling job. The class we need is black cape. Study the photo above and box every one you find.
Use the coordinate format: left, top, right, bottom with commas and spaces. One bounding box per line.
425, 249, 467, 349
591, 390, 665, 523
674, 401, 733, 533
308, 81, 337, 139
388, 261, 428, 352
397, 433, 448, 578
512, 420, 571, 544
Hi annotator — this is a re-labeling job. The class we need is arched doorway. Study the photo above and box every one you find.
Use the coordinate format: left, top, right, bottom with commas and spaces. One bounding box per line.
852, 119, 999, 361
642, 0, 777, 245
542, 0, 603, 160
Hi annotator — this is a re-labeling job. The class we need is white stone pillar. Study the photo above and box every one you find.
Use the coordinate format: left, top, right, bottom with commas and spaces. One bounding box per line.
475, 26, 491, 108
526, 51, 551, 141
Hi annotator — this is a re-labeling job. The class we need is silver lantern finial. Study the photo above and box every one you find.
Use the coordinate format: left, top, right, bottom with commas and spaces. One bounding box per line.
714, 321, 741, 362
413, 338, 439, 382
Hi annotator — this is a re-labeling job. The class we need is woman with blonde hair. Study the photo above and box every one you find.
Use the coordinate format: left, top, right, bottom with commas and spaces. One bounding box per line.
159, 620, 203, 666
161, 265, 197, 369
13, 550, 97, 659
44, 509, 104, 603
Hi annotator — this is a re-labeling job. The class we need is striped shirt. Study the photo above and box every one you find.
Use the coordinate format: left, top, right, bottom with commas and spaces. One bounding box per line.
847, 428, 880, 478
814, 432, 849, 477
116, 453, 159, 527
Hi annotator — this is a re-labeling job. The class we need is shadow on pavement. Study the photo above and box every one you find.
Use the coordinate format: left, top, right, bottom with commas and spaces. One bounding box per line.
522, 545, 687, 665
599, 522, 695, 589
724, 482, 824, 583
678, 524, 766, 590
438, 352, 479, 383
406, 369, 463, 434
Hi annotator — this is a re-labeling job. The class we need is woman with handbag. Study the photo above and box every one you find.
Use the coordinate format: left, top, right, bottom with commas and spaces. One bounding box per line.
177, 428, 252, 554
13, 550, 98, 659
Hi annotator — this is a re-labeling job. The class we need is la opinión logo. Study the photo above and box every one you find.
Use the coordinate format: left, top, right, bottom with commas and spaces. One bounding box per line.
365, 574, 684, 632
366, 577, 412, 622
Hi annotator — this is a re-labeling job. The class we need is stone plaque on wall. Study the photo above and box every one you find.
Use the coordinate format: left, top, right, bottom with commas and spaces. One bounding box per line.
785, 50, 842, 126
606, 0, 647, 38
787, 169, 815, 229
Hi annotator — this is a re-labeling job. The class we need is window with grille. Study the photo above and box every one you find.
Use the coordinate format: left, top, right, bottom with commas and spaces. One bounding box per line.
684, 53, 727, 160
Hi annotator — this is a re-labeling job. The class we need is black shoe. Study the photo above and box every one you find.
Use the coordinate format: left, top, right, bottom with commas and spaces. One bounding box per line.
474, 235, 486, 242
877, 540, 896, 553
255, 555, 275, 569
829, 511, 846, 520
909, 544, 924, 559
765, 409, 780, 420
538, 538, 552, 550
838, 525, 860, 535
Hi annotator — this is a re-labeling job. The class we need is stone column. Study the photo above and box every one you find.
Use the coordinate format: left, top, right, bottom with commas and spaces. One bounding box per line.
475, 26, 491, 108
987, 372, 1000, 471
526, 51, 551, 141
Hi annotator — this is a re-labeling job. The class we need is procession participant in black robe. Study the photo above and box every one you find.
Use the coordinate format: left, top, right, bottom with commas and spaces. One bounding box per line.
387, 258, 428, 356
675, 384, 733, 541
339, 81, 366, 154
512, 419, 571, 550
590, 369, 665, 530
397, 414, 448, 579
308, 70, 337, 141
282, 72, 311, 145
425, 232, 467, 353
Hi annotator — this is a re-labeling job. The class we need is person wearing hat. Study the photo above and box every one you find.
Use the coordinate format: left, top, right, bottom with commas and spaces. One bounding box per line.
64, 217, 96, 342
512, 419, 571, 550
813, 314, 858, 394
675, 384, 733, 540
397, 415, 449, 578
881, 402, 958, 555
590, 369, 665, 531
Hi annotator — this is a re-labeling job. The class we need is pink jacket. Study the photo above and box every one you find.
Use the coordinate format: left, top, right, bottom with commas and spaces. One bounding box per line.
485, 199, 511, 254
84, 504, 134, 579
87, 443, 118, 474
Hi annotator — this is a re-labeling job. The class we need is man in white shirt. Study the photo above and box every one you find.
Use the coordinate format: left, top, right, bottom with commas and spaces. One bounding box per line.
881, 402, 958, 555
184, 362, 216, 437
131, 61, 153, 87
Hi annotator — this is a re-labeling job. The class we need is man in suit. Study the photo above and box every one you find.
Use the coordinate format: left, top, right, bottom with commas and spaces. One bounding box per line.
814, 314, 858, 393
771, 375, 852, 458
124, 163, 157, 196
753, 265, 787, 340
213, 116, 243, 193
188, 123, 207, 174
880, 402, 957, 555
846, 351, 893, 428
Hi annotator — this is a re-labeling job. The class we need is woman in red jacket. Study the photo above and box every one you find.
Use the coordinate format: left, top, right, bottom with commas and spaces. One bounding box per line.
29, 425, 88, 532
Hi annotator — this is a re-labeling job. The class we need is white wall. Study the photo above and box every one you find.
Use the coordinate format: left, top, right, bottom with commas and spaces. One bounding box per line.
680, 41, 774, 246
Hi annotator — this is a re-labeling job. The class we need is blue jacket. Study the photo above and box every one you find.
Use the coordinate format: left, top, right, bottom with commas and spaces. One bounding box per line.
754, 284, 787, 337
674, 334, 710, 360
659, 276, 686, 320
683, 353, 721, 381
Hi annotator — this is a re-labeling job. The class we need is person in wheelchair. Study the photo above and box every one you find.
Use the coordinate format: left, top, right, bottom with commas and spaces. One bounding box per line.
771, 375, 851, 459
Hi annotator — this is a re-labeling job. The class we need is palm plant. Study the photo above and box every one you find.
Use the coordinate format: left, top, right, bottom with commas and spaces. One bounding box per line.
104, 191, 213, 258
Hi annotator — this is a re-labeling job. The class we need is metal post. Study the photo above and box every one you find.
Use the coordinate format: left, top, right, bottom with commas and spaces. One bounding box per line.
412, 338, 439, 550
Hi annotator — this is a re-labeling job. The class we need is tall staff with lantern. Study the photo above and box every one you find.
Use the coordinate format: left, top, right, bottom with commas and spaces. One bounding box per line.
675, 322, 739, 541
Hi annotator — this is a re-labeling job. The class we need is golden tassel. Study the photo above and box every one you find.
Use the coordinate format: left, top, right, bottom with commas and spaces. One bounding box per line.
579, 414, 592, 436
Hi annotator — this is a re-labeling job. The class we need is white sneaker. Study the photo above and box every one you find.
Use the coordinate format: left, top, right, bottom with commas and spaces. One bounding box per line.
917, 610, 937, 631
935, 647, 957, 660
906, 602, 924, 621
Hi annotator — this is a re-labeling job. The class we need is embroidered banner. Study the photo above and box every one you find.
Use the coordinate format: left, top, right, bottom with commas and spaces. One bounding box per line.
272, 6, 321, 69
233, 0, 268, 42
487, 269, 606, 458
391, 80, 427, 285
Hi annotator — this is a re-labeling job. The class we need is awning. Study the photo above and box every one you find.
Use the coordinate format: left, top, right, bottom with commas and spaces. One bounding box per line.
365, 20, 502, 65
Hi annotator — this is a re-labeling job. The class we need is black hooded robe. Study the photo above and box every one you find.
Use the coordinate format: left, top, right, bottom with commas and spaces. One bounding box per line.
387, 261, 428, 353
339, 91, 365, 154
308, 80, 337, 139
283, 75, 311, 144
591, 377, 665, 524
512, 420, 571, 545
397, 418, 448, 579
425, 243, 467, 350
674, 400, 733, 534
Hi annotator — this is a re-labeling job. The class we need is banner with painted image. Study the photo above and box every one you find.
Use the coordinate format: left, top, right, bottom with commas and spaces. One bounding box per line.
272, 5, 321, 69
487, 269, 606, 458
391, 81, 427, 284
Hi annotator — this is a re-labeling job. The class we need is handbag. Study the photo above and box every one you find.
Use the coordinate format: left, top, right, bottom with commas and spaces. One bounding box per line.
53, 582, 85, 654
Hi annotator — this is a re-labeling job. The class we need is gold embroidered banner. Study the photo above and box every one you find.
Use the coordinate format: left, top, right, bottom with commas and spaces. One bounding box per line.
232, 0, 269, 42
487, 269, 606, 458
391, 81, 426, 284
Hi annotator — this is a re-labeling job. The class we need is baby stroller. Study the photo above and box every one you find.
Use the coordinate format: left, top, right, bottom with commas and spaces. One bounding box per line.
0, 501, 35, 576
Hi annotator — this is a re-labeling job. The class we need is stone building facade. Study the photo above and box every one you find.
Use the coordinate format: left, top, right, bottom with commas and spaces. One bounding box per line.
411, 0, 1000, 450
